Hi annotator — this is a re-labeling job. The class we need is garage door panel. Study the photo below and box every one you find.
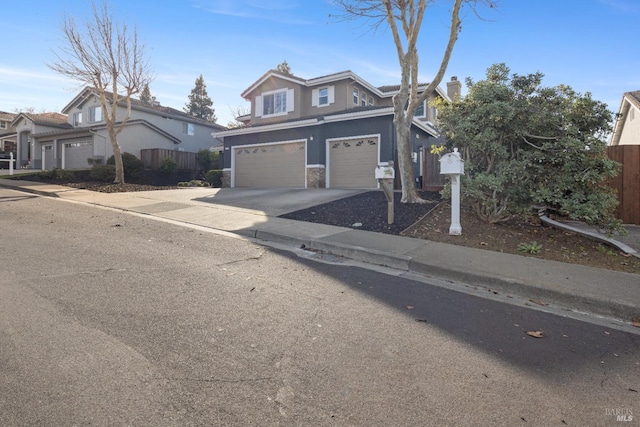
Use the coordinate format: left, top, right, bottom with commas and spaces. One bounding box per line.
65, 141, 93, 169
235, 142, 305, 188
329, 137, 378, 188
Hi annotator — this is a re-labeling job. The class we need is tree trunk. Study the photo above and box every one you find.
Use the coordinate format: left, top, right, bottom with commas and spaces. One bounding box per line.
108, 127, 125, 184
393, 103, 425, 204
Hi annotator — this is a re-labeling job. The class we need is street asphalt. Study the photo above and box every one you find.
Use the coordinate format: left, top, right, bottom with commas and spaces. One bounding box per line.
1, 178, 639, 326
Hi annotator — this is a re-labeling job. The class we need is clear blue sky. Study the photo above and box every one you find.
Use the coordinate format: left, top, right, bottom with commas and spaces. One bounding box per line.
1, 0, 638, 126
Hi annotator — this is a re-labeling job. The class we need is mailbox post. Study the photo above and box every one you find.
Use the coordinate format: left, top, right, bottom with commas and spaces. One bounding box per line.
439, 148, 464, 235
375, 161, 395, 225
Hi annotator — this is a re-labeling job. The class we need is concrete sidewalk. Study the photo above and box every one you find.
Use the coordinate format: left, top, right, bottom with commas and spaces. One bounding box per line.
2, 178, 639, 325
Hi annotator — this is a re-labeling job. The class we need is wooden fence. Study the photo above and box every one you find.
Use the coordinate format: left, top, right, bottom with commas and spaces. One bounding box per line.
421, 147, 446, 191
606, 145, 640, 225
140, 148, 198, 171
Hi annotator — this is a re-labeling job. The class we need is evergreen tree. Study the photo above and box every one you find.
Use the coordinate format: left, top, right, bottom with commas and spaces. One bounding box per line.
184, 74, 216, 122
140, 83, 155, 105
276, 60, 291, 75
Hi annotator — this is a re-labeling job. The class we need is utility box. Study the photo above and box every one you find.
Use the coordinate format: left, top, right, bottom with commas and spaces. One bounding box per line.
375, 164, 395, 180
440, 149, 464, 175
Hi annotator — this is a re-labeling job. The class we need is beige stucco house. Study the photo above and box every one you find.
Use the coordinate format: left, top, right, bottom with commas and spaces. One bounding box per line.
610, 90, 640, 146
215, 69, 460, 189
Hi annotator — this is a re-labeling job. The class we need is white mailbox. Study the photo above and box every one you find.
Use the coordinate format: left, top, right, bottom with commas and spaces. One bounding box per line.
440, 148, 464, 175
375, 164, 395, 180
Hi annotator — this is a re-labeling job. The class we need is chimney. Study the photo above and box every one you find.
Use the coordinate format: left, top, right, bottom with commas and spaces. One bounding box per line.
447, 76, 462, 100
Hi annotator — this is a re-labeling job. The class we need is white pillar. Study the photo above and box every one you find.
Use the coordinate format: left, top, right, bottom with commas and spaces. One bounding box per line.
9, 152, 13, 175
449, 174, 462, 235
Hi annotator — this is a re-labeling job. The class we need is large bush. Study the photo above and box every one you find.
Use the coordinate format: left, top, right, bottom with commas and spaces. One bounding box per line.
107, 152, 144, 181
435, 63, 621, 231
196, 149, 220, 172
205, 169, 223, 187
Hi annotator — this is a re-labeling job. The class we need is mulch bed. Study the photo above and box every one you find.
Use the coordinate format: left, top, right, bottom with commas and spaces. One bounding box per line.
279, 190, 441, 235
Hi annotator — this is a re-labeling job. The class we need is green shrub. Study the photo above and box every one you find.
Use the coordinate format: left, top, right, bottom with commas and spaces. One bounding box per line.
41, 168, 76, 182
177, 180, 209, 187
107, 152, 144, 180
89, 164, 116, 182
205, 169, 223, 187
196, 149, 220, 171
160, 157, 177, 175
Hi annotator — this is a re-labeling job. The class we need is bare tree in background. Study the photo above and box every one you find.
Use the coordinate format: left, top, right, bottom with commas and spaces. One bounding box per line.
49, 1, 152, 184
334, 0, 495, 203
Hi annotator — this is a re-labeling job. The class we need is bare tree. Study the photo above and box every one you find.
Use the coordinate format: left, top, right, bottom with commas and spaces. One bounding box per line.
49, 1, 152, 184
334, 0, 495, 203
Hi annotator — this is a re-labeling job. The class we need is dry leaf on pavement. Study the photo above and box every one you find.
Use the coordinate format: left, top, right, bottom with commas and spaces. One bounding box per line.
526, 331, 544, 338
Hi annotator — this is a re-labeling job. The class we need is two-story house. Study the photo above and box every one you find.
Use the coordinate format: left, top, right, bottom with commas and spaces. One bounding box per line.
214, 69, 460, 189
610, 90, 640, 146
11, 87, 226, 170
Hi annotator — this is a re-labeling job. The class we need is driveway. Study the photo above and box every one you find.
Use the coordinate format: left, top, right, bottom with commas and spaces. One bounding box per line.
192, 188, 369, 216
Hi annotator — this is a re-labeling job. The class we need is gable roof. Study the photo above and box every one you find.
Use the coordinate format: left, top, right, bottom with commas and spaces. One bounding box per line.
61, 87, 226, 131
33, 119, 181, 144
0, 111, 16, 122
11, 112, 71, 129
610, 90, 640, 146
241, 69, 449, 101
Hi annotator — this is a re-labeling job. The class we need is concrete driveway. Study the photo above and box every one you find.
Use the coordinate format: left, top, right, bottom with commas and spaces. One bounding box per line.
191, 188, 369, 216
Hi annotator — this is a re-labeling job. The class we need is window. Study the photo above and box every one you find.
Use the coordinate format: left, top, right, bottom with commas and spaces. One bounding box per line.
89, 106, 103, 122
312, 86, 334, 107
361, 93, 367, 107
318, 88, 329, 106
256, 88, 293, 117
430, 105, 438, 121
415, 101, 426, 118
73, 112, 82, 126
353, 88, 359, 105
263, 90, 287, 116
183, 122, 194, 136
368, 95, 374, 106
0, 121, 6, 129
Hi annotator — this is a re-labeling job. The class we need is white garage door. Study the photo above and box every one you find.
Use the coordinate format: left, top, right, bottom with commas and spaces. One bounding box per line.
64, 141, 93, 169
43, 145, 54, 170
328, 136, 379, 188
234, 141, 306, 188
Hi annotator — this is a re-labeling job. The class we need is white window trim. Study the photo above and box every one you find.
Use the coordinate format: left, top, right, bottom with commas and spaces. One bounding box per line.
414, 100, 427, 118
73, 112, 82, 126
183, 122, 195, 136
256, 88, 294, 118
312, 86, 335, 108
89, 106, 103, 123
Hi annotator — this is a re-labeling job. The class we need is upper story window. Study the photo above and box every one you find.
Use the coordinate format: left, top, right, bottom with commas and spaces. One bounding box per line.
0, 121, 6, 129
89, 106, 103, 123
319, 88, 329, 105
312, 86, 334, 107
353, 88, 359, 105
368, 95, 374, 106
360, 92, 367, 107
73, 112, 82, 126
256, 88, 293, 118
415, 101, 426, 118
264, 90, 287, 115
183, 122, 194, 136
430, 105, 438, 122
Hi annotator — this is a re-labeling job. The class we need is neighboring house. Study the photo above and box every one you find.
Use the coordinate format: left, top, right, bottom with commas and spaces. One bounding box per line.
11, 88, 226, 171
610, 90, 640, 146
214, 69, 460, 189
0, 111, 17, 153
